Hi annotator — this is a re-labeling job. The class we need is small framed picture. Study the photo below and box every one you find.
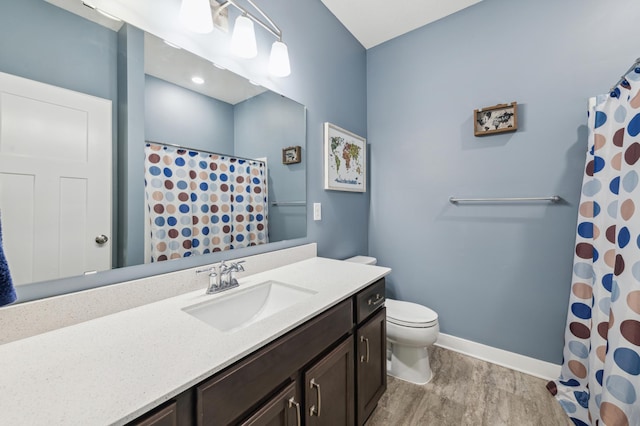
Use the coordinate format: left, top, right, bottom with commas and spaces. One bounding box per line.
474, 102, 518, 136
324, 122, 366, 192
282, 146, 301, 164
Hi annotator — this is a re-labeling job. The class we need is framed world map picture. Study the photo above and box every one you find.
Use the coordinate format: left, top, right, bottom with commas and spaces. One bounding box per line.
324, 122, 366, 192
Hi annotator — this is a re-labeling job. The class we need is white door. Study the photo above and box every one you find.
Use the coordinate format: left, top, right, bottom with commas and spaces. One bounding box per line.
0, 71, 112, 285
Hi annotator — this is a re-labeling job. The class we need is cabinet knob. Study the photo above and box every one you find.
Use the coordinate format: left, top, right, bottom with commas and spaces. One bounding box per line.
95, 234, 109, 245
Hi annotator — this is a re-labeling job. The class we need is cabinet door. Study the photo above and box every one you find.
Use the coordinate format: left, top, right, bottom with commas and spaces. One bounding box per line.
304, 338, 355, 426
356, 308, 387, 426
241, 382, 301, 426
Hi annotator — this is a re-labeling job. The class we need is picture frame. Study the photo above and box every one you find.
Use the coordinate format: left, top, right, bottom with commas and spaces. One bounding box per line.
474, 102, 518, 136
324, 122, 366, 192
282, 146, 301, 164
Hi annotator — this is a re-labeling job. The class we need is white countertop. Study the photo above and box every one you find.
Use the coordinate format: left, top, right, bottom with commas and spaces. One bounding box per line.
0, 257, 390, 426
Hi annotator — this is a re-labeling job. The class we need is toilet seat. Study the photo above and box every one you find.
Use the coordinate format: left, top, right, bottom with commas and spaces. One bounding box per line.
386, 299, 438, 328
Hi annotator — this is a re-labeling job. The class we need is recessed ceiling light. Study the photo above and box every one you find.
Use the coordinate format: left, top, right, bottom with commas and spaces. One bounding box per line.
249, 80, 260, 86
163, 40, 182, 49
192, 76, 205, 84
212, 63, 226, 70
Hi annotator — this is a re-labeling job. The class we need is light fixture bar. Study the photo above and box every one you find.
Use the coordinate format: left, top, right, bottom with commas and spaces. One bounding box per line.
219, 0, 282, 40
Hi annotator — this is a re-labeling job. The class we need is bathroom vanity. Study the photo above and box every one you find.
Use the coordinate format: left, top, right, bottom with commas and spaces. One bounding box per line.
0, 256, 390, 425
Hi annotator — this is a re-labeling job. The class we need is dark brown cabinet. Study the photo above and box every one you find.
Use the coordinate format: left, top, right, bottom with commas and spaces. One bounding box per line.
304, 338, 355, 426
196, 300, 352, 425
355, 308, 387, 425
129, 279, 387, 426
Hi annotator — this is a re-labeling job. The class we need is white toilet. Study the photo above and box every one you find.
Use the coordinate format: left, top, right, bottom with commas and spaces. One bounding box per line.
345, 256, 439, 385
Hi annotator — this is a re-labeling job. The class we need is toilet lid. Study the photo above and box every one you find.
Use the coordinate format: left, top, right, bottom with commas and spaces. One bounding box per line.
386, 299, 438, 327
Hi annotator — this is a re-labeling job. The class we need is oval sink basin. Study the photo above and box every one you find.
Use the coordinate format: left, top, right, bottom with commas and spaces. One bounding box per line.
183, 281, 316, 333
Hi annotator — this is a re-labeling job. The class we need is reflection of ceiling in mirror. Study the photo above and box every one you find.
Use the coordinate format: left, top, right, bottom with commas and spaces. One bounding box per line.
46, 0, 266, 105
46, 0, 124, 31
144, 33, 266, 105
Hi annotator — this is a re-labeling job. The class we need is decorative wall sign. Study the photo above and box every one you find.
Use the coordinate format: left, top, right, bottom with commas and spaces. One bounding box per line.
474, 102, 518, 136
282, 146, 301, 164
324, 122, 366, 192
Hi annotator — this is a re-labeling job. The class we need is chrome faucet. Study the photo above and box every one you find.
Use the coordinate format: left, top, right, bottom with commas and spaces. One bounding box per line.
196, 260, 246, 295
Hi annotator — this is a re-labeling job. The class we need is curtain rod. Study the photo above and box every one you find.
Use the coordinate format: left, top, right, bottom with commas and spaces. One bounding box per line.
609, 57, 640, 92
146, 140, 265, 165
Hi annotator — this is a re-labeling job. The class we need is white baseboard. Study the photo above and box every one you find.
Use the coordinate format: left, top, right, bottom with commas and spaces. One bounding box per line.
435, 333, 561, 381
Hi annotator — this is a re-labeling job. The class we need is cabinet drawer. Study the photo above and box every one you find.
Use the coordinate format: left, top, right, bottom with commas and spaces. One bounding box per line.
355, 279, 385, 324
197, 299, 353, 425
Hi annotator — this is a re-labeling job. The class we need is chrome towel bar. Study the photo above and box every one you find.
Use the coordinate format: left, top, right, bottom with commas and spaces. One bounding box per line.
271, 201, 306, 206
449, 196, 561, 203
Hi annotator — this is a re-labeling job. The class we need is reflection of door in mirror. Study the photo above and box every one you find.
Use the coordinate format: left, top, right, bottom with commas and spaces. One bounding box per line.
0, 71, 112, 285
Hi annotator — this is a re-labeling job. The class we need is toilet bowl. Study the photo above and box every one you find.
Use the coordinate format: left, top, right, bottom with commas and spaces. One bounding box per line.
344, 256, 440, 385
386, 299, 439, 384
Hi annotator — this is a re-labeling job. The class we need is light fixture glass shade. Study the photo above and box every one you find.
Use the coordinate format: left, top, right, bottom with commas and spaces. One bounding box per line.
231, 15, 257, 59
269, 41, 291, 77
179, 0, 213, 34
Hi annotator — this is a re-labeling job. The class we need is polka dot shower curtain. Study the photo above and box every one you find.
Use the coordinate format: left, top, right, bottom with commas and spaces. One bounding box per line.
548, 65, 640, 425
144, 143, 268, 262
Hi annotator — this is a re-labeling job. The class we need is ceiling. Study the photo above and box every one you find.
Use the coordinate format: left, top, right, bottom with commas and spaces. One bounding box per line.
46, 0, 264, 104
320, 0, 482, 49
47, 0, 483, 94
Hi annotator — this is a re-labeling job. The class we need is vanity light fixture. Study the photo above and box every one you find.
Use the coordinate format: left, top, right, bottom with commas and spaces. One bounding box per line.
180, 0, 291, 77
179, 0, 214, 34
230, 14, 258, 58
268, 40, 290, 77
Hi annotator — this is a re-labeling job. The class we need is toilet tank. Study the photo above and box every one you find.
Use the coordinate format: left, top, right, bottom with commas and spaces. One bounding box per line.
344, 256, 377, 265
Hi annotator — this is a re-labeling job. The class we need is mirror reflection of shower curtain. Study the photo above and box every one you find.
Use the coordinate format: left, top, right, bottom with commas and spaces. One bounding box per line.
143, 143, 268, 262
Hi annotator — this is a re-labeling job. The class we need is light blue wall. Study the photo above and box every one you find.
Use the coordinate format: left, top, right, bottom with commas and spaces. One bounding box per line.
117, 24, 146, 268
234, 91, 307, 242
0, 0, 117, 101
367, 0, 640, 363
145, 75, 235, 153
266, 0, 368, 260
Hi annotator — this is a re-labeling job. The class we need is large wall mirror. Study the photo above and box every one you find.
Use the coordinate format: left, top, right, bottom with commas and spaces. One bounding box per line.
0, 0, 306, 303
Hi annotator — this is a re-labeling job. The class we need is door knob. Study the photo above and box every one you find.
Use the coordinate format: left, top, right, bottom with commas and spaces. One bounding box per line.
95, 234, 109, 244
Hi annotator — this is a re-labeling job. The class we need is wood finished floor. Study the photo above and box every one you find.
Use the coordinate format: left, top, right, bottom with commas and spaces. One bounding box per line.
366, 346, 571, 426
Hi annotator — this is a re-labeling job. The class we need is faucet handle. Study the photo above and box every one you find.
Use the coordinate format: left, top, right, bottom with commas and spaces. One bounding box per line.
231, 260, 246, 272
196, 264, 218, 274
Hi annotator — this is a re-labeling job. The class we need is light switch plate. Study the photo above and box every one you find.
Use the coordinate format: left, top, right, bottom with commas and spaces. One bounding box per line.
313, 203, 321, 221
